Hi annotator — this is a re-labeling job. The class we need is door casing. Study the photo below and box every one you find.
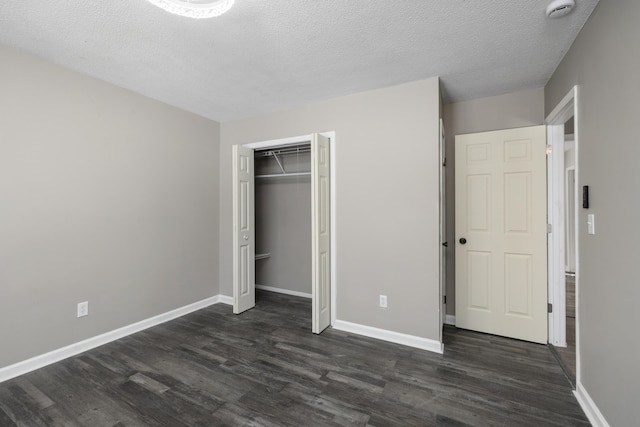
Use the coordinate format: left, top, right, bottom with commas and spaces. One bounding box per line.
439, 118, 447, 342
546, 86, 580, 383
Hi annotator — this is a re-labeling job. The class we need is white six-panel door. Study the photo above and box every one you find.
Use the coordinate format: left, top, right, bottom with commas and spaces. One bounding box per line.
455, 126, 547, 344
311, 134, 331, 334
232, 144, 255, 314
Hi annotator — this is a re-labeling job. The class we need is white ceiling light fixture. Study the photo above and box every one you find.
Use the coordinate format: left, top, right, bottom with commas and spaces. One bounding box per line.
145, 0, 235, 19
546, 0, 576, 18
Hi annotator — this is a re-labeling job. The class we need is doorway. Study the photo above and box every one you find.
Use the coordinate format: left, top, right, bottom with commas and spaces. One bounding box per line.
546, 88, 579, 386
232, 133, 335, 334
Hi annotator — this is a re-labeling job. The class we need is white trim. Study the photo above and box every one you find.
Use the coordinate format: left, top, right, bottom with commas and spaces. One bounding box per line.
574, 382, 610, 427
217, 294, 233, 305
439, 118, 447, 341
545, 86, 580, 385
332, 320, 444, 354
445, 315, 456, 326
325, 131, 337, 326
0, 295, 224, 384
546, 88, 577, 124
256, 284, 312, 299
573, 87, 581, 384
547, 124, 567, 347
240, 131, 337, 329
245, 134, 313, 150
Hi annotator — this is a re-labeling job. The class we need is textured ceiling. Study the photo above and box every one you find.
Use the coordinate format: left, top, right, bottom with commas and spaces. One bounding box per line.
0, 0, 599, 122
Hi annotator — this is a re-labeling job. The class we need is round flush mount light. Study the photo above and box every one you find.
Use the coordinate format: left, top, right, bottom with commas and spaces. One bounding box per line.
145, 0, 235, 19
546, 0, 576, 18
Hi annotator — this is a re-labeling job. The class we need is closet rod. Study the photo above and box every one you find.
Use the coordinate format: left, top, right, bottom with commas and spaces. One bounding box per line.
256, 146, 310, 157
255, 172, 311, 179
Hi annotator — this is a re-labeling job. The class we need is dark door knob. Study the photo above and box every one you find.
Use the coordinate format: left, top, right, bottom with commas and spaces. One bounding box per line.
459, 238, 467, 245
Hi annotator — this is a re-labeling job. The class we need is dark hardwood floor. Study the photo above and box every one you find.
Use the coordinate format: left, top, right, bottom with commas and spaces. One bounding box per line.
0, 291, 589, 426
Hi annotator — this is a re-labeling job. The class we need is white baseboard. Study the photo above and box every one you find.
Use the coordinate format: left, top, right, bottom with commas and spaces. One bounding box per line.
1, 294, 445, 385
0, 295, 226, 384
574, 381, 610, 427
256, 284, 312, 299
332, 320, 444, 354
445, 315, 456, 326
217, 294, 233, 305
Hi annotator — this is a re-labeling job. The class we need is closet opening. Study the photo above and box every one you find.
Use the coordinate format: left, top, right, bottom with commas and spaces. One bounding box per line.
254, 143, 313, 300
232, 133, 333, 334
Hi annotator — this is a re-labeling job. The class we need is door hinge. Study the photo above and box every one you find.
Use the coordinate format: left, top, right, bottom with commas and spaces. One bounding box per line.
547, 224, 552, 233
442, 157, 447, 167
548, 303, 553, 313
443, 295, 447, 305
546, 145, 552, 155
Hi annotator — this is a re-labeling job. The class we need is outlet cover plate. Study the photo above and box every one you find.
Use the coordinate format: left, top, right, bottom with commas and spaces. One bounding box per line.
379, 295, 388, 308
77, 301, 89, 318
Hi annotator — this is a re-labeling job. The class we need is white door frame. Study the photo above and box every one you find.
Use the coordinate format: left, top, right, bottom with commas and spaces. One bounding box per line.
439, 118, 447, 342
565, 166, 576, 273
241, 132, 337, 326
546, 86, 580, 381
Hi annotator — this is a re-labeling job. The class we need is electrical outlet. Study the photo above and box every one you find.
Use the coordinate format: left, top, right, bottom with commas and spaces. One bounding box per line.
77, 301, 89, 318
379, 295, 388, 308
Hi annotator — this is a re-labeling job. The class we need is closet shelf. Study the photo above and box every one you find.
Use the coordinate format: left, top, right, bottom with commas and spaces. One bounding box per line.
255, 253, 271, 260
255, 143, 311, 177
256, 146, 311, 157
256, 172, 311, 179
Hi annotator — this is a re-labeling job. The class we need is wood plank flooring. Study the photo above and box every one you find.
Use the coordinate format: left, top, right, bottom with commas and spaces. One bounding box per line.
0, 291, 589, 426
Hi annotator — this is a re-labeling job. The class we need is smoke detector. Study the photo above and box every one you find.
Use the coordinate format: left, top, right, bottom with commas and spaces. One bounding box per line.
546, 0, 576, 18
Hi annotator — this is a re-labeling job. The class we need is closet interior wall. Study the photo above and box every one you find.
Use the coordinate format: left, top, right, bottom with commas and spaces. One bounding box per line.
254, 145, 312, 296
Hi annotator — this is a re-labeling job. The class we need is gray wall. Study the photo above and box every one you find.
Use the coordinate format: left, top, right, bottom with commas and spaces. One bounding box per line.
255, 152, 311, 295
443, 88, 545, 315
0, 45, 220, 369
545, 0, 640, 424
221, 78, 442, 341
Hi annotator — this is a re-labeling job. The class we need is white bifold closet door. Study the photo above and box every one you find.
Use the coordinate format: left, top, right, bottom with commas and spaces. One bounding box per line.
232, 134, 331, 334
311, 134, 331, 334
232, 144, 255, 314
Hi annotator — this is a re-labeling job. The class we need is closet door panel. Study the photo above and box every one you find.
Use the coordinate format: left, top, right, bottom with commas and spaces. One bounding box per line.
233, 145, 255, 314
312, 134, 331, 333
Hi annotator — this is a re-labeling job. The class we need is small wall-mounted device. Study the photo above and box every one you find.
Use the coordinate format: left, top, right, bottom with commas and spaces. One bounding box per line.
587, 214, 596, 235
582, 185, 589, 209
